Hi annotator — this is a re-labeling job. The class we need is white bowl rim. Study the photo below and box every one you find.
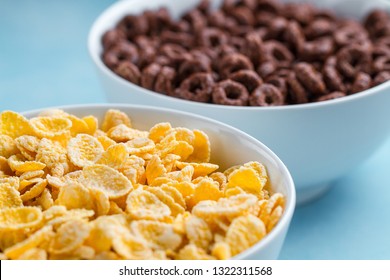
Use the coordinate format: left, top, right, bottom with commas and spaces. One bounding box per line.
88, 0, 390, 112
21, 103, 296, 259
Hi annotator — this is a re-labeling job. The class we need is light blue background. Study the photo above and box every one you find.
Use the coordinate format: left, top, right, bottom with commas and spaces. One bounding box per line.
1, 0, 389, 259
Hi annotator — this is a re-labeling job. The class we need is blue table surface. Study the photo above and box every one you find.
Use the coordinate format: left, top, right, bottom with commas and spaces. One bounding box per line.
1, 0, 389, 260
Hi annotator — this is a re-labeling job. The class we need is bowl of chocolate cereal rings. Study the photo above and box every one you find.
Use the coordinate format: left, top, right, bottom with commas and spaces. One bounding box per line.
88, 0, 390, 204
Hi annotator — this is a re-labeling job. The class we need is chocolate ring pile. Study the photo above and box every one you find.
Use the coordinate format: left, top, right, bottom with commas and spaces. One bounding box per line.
101, 0, 390, 106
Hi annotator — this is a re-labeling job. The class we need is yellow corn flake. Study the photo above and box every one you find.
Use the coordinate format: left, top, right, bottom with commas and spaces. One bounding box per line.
101, 109, 132, 132
15, 135, 40, 161
36, 138, 68, 176
160, 185, 186, 208
36, 188, 54, 210
162, 127, 195, 146
187, 178, 223, 209
176, 161, 219, 178
49, 219, 91, 255
187, 130, 210, 163
0, 156, 12, 175
161, 154, 180, 172
67, 134, 104, 168
211, 242, 231, 260
176, 244, 215, 260
145, 155, 166, 185
225, 186, 246, 197
174, 181, 195, 198
19, 170, 45, 181
0, 111, 34, 139
20, 179, 48, 202
82, 115, 98, 135
157, 140, 194, 161
266, 206, 283, 232
0, 176, 19, 189
17, 248, 47, 260
4, 225, 53, 259
97, 135, 116, 150
148, 122, 172, 143
131, 220, 182, 250
90, 188, 110, 216
0, 135, 19, 158
125, 137, 155, 155
0, 183, 23, 209
112, 233, 152, 260
108, 201, 124, 215
192, 194, 260, 221
259, 193, 285, 225
226, 215, 266, 256
30, 116, 72, 138
66, 115, 89, 136
0, 206, 42, 230
226, 166, 265, 195
96, 143, 127, 169
209, 172, 226, 189
7, 154, 46, 173
82, 164, 132, 199
56, 182, 94, 211
107, 124, 148, 142
185, 215, 212, 249
46, 174, 66, 189
126, 188, 171, 220
146, 187, 185, 217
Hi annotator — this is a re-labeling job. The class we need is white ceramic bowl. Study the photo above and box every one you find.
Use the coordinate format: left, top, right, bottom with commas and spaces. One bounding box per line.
88, 0, 390, 204
22, 104, 295, 260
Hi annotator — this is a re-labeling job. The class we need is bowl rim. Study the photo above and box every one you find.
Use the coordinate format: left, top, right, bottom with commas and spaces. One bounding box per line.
21, 103, 296, 259
88, 0, 390, 112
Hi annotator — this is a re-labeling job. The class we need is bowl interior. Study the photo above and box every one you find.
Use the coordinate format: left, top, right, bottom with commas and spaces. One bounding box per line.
22, 104, 296, 258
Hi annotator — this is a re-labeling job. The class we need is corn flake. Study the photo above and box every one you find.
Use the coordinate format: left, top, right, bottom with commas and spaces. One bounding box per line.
0, 183, 23, 209
226, 215, 266, 255
0, 111, 34, 139
101, 109, 132, 132
126, 188, 171, 220
30, 116, 72, 138
0, 206, 42, 230
82, 164, 132, 199
49, 219, 91, 255
67, 134, 104, 168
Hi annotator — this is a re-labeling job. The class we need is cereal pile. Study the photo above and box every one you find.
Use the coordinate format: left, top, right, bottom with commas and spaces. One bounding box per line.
0, 109, 285, 260
102, 0, 390, 106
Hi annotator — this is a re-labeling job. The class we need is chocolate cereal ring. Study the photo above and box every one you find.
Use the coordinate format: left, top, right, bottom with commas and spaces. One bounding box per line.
323, 57, 346, 92
199, 28, 228, 48
219, 54, 254, 78
114, 61, 141, 85
229, 70, 263, 93
212, 80, 249, 106
154, 66, 176, 96
373, 71, 390, 86
175, 73, 214, 103
141, 63, 162, 90
373, 56, 390, 73
266, 75, 288, 97
250, 84, 284, 106
350, 72, 372, 94
102, 29, 125, 50
103, 41, 139, 69
117, 14, 149, 39
316, 91, 346, 102
294, 62, 326, 96
263, 41, 294, 66
287, 73, 309, 104
336, 45, 372, 78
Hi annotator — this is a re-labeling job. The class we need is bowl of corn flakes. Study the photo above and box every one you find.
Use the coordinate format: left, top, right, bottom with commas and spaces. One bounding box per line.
88, 0, 390, 205
0, 104, 295, 260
